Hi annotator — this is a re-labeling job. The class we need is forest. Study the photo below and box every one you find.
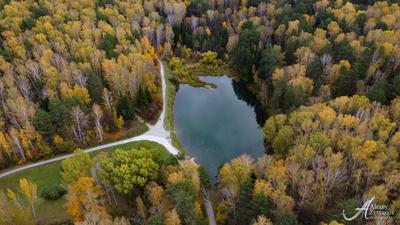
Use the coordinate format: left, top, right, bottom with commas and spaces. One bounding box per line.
0, 0, 171, 169
0, 0, 399, 224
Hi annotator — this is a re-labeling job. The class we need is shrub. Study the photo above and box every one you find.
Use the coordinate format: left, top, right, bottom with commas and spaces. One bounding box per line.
199, 51, 222, 66
40, 185, 67, 200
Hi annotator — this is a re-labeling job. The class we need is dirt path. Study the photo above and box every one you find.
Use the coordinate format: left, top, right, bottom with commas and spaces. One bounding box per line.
202, 188, 217, 225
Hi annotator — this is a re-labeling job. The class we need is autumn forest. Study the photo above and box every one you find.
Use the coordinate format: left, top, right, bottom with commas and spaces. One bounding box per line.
0, 0, 399, 225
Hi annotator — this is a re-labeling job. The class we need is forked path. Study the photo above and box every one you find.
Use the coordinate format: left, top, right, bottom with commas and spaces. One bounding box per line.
0, 62, 216, 225
0, 62, 178, 179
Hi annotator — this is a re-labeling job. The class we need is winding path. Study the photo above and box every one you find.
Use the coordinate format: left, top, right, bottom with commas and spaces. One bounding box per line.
0, 62, 178, 179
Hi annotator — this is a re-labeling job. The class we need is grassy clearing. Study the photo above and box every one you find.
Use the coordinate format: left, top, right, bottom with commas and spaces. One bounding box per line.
170, 56, 237, 88
101, 120, 149, 144
0, 140, 171, 225
163, 61, 177, 131
123, 121, 149, 137
187, 62, 236, 78
0, 161, 68, 224
162, 61, 186, 153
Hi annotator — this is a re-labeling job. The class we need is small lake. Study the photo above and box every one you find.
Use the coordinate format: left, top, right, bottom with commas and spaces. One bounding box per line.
173, 76, 265, 181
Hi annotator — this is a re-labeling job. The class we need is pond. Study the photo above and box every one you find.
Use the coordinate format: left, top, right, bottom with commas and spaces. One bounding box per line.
173, 76, 265, 182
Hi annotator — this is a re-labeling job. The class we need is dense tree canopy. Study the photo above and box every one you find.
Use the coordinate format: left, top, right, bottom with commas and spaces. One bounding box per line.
100, 148, 160, 194
1, 0, 400, 224
217, 95, 400, 225
0, 0, 169, 169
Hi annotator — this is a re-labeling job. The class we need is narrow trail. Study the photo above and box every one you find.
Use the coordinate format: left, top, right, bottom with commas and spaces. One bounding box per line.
0, 62, 178, 179
202, 187, 217, 225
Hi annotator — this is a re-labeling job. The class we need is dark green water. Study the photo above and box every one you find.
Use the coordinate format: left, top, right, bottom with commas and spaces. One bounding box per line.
173, 76, 265, 181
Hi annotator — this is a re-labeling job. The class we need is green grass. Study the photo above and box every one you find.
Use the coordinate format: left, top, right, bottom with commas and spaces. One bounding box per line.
163, 61, 186, 154
0, 161, 68, 224
163, 61, 177, 131
171, 58, 236, 88
0, 140, 173, 225
188, 62, 236, 78
123, 121, 149, 137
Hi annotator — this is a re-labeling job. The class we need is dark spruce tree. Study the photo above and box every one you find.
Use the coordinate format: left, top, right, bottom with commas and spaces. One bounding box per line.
86, 69, 104, 103
33, 110, 56, 143
284, 37, 300, 65
258, 45, 285, 81
21, 17, 36, 31
375, 21, 389, 31
116, 95, 135, 120
349, 48, 371, 82
306, 57, 323, 94
33, 98, 79, 142
333, 39, 354, 63
250, 193, 273, 220
145, 214, 164, 225
333, 67, 356, 97
368, 80, 388, 104
236, 180, 254, 225
166, 181, 197, 225
315, 9, 335, 29
101, 32, 119, 58
137, 86, 152, 109
271, 81, 306, 113
388, 74, 400, 99
198, 165, 211, 190
232, 21, 260, 81
273, 208, 301, 225
187, 0, 209, 17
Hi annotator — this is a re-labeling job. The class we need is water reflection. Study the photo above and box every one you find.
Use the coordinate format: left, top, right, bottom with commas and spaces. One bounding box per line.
173, 76, 265, 182
231, 79, 266, 126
